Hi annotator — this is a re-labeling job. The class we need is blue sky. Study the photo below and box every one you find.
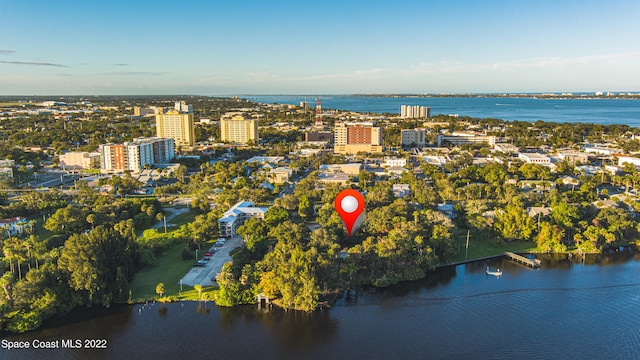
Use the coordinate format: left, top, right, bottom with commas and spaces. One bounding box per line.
1, 0, 639, 95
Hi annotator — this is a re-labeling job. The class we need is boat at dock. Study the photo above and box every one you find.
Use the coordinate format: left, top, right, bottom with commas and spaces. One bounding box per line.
486, 267, 502, 277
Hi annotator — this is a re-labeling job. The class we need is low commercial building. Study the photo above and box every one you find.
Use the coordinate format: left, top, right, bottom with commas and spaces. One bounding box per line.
583, 143, 623, 156
318, 163, 362, 176
59, 151, 100, 170
247, 156, 285, 164
556, 149, 589, 163
393, 184, 410, 198
436, 132, 496, 147
383, 157, 407, 168
518, 153, 551, 164
493, 143, 519, 154
317, 172, 350, 184
618, 156, 640, 168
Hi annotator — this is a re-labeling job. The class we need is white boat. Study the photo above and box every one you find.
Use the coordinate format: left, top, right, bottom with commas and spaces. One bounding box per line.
486, 267, 502, 277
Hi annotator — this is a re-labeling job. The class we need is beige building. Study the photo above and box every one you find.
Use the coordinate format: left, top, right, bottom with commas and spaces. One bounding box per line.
334, 122, 383, 154
401, 129, 426, 147
220, 115, 259, 144
518, 153, 551, 164
155, 105, 195, 147
0, 159, 15, 179
270, 167, 293, 184
59, 152, 100, 170
436, 132, 496, 147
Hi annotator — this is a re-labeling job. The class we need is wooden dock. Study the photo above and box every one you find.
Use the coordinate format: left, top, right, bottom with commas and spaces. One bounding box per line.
504, 252, 541, 268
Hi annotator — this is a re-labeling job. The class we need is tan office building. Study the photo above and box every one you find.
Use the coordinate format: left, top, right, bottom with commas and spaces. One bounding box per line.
220, 115, 259, 144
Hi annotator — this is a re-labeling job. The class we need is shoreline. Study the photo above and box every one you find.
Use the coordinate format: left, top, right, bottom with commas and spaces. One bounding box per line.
6, 246, 635, 335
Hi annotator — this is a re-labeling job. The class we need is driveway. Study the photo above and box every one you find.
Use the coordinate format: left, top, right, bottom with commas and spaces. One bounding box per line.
179, 235, 243, 287
152, 207, 189, 229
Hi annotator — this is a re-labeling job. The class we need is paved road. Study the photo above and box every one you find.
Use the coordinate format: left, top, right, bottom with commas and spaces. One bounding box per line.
179, 235, 243, 287
152, 207, 189, 229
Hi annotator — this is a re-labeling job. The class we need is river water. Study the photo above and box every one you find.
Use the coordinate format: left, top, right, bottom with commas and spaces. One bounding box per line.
2, 250, 640, 360
245, 95, 640, 127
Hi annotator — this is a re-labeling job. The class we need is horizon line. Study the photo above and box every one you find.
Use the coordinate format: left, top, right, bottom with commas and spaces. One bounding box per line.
1, 90, 640, 98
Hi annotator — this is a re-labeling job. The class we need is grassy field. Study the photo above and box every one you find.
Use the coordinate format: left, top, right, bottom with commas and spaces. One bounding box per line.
167, 211, 197, 227
129, 240, 217, 302
129, 209, 216, 302
449, 236, 538, 264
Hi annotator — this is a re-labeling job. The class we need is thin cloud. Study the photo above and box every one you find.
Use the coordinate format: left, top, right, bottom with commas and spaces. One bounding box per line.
409, 52, 640, 74
0, 50, 15, 55
0, 60, 68, 67
289, 68, 388, 82
97, 71, 167, 76
113, 63, 128, 66
198, 68, 390, 86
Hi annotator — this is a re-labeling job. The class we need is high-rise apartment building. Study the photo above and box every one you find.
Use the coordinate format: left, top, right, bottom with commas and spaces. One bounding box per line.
99, 144, 126, 172
220, 115, 259, 144
401, 105, 431, 119
100, 138, 175, 172
334, 122, 383, 154
155, 102, 195, 147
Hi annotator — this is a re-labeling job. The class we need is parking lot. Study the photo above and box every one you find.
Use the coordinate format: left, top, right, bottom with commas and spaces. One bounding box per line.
179, 235, 243, 287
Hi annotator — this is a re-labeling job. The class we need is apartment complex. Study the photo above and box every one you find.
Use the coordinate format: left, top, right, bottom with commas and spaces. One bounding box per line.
334, 122, 383, 154
218, 201, 269, 238
400, 105, 431, 119
155, 101, 195, 147
401, 128, 426, 147
220, 115, 259, 144
99, 137, 175, 172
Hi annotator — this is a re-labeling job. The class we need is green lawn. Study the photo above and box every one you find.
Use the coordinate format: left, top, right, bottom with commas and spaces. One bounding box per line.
129, 238, 218, 302
449, 236, 538, 264
167, 211, 197, 227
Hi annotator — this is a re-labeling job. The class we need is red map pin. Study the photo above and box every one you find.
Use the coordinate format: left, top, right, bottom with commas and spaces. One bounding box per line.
334, 189, 365, 236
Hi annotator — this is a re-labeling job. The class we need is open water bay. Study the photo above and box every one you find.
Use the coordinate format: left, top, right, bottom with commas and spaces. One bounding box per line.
3, 250, 640, 360
246, 95, 640, 127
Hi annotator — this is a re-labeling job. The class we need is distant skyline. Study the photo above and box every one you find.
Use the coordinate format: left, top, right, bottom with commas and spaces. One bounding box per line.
1, 0, 640, 95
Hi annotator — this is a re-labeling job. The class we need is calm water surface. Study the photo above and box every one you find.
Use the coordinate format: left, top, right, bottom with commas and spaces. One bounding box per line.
3, 251, 640, 360
246, 95, 640, 127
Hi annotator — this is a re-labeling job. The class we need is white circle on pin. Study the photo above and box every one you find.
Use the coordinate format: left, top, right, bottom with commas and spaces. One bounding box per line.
341, 195, 358, 213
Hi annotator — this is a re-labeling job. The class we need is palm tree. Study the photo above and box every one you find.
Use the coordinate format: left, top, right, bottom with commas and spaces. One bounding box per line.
156, 282, 165, 298
194, 284, 203, 301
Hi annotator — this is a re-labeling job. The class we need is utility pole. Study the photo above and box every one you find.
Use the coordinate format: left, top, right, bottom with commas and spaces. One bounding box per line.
465, 230, 470, 261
